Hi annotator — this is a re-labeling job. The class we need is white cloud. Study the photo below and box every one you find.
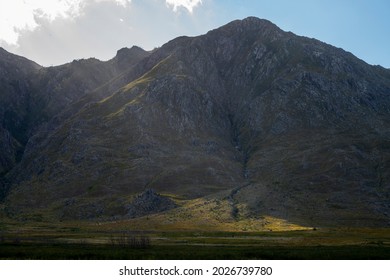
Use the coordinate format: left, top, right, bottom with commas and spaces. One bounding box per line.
0, 0, 200, 47
0, 0, 80, 45
0, 0, 213, 66
165, 0, 202, 13
0, 0, 131, 46
95, 0, 131, 7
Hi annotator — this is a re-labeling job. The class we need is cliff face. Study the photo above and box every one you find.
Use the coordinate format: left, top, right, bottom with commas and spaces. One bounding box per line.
1, 18, 389, 226
0, 47, 42, 175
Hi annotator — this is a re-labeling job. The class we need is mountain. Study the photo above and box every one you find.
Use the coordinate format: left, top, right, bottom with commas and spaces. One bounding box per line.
0, 46, 150, 198
0, 47, 42, 176
1, 18, 389, 227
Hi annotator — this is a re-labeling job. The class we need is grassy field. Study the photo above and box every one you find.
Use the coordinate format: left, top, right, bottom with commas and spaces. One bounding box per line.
1, 243, 389, 260
0, 220, 389, 259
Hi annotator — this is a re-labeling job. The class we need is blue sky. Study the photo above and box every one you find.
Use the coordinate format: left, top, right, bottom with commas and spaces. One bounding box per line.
1, 0, 389, 67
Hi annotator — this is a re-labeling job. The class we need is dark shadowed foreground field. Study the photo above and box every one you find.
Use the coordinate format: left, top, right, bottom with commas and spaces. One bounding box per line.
1, 221, 389, 259
1, 243, 389, 260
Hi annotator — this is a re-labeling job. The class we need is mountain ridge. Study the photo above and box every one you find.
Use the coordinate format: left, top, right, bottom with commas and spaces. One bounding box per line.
0, 17, 389, 228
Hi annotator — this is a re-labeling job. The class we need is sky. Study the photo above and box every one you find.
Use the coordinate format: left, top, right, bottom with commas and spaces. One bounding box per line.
0, 0, 389, 67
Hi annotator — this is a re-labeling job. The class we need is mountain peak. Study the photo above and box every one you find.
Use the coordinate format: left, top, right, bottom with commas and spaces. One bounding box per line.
110, 45, 149, 73
0, 46, 41, 70
207, 16, 282, 39
238, 16, 276, 27
222, 16, 277, 29
116, 46, 146, 58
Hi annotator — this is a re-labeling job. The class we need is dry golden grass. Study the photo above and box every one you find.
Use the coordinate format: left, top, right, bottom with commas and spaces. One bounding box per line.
90, 196, 311, 233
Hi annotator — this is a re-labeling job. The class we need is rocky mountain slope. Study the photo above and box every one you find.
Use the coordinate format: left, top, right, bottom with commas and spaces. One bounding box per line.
0, 48, 42, 175
1, 17, 389, 227
0, 46, 149, 197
